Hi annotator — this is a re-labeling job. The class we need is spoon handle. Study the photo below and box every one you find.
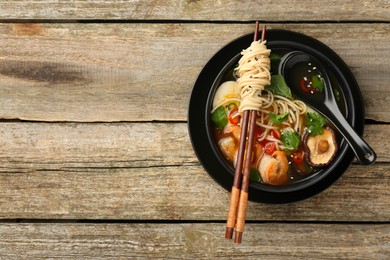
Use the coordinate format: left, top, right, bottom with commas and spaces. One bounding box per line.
321, 103, 376, 165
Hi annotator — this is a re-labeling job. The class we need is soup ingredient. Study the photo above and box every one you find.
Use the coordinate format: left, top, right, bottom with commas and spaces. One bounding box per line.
219, 137, 237, 162
224, 124, 241, 141
211, 106, 228, 128
305, 111, 326, 136
281, 130, 300, 150
264, 142, 276, 155
250, 168, 261, 182
220, 125, 262, 166
253, 143, 264, 161
304, 127, 338, 167
228, 108, 241, 125
212, 81, 239, 111
235, 40, 271, 112
258, 150, 289, 185
300, 75, 324, 93
312, 75, 324, 92
292, 150, 304, 164
269, 112, 288, 125
266, 75, 292, 98
255, 129, 272, 140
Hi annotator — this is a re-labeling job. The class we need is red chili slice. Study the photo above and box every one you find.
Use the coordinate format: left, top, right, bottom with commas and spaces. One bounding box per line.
256, 129, 264, 140
292, 151, 304, 164
270, 129, 280, 139
228, 108, 240, 125
300, 78, 317, 94
264, 142, 276, 155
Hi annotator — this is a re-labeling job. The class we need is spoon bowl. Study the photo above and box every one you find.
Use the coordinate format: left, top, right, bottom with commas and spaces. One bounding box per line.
278, 51, 376, 165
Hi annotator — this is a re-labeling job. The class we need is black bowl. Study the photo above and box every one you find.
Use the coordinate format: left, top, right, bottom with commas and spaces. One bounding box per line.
188, 29, 364, 203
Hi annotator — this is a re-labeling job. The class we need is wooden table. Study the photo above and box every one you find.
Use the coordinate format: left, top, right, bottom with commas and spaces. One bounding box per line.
0, 1, 389, 258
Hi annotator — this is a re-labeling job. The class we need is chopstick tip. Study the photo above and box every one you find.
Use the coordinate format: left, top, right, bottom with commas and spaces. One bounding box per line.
225, 227, 234, 239
234, 231, 243, 244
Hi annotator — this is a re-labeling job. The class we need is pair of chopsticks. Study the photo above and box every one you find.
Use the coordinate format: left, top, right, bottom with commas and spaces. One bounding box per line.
225, 21, 266, 244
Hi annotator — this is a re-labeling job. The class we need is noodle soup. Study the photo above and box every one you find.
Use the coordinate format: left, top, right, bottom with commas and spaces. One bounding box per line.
210, 47, 343, 186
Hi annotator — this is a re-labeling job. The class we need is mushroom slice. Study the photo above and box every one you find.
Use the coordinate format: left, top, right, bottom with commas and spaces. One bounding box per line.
304, 127, 338, 167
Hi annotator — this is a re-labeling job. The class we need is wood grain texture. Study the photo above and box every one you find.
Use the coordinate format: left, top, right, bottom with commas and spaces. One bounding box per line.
0, 122, 196, 170
1, 223, 389, 258
0, 122, 388, 221
0, 23, 389, 122
1, 164, 389, 221
0, 0, 389, 21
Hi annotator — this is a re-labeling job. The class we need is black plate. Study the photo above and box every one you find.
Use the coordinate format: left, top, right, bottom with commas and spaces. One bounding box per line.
188, 29, 364, 203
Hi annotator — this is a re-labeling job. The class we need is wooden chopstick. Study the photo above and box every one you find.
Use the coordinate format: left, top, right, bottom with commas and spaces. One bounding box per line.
225, 21, 265, 242
225, 109, 250, 239
234, 108, 258, 243
225, 22, 260, 240
234, 24, 266, 244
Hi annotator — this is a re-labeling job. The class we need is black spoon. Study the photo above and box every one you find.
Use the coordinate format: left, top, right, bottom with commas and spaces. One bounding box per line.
278, 51, 376, 165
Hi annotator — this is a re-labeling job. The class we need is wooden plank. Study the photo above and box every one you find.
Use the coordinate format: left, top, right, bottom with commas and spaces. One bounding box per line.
1, 164, 389, 221
0, 23, 389, 122
0, 223, 389, 258
0, 123, 388, 221
0, 122, 197, 170
0, 0, 389, 21
0, 122, 386, 169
